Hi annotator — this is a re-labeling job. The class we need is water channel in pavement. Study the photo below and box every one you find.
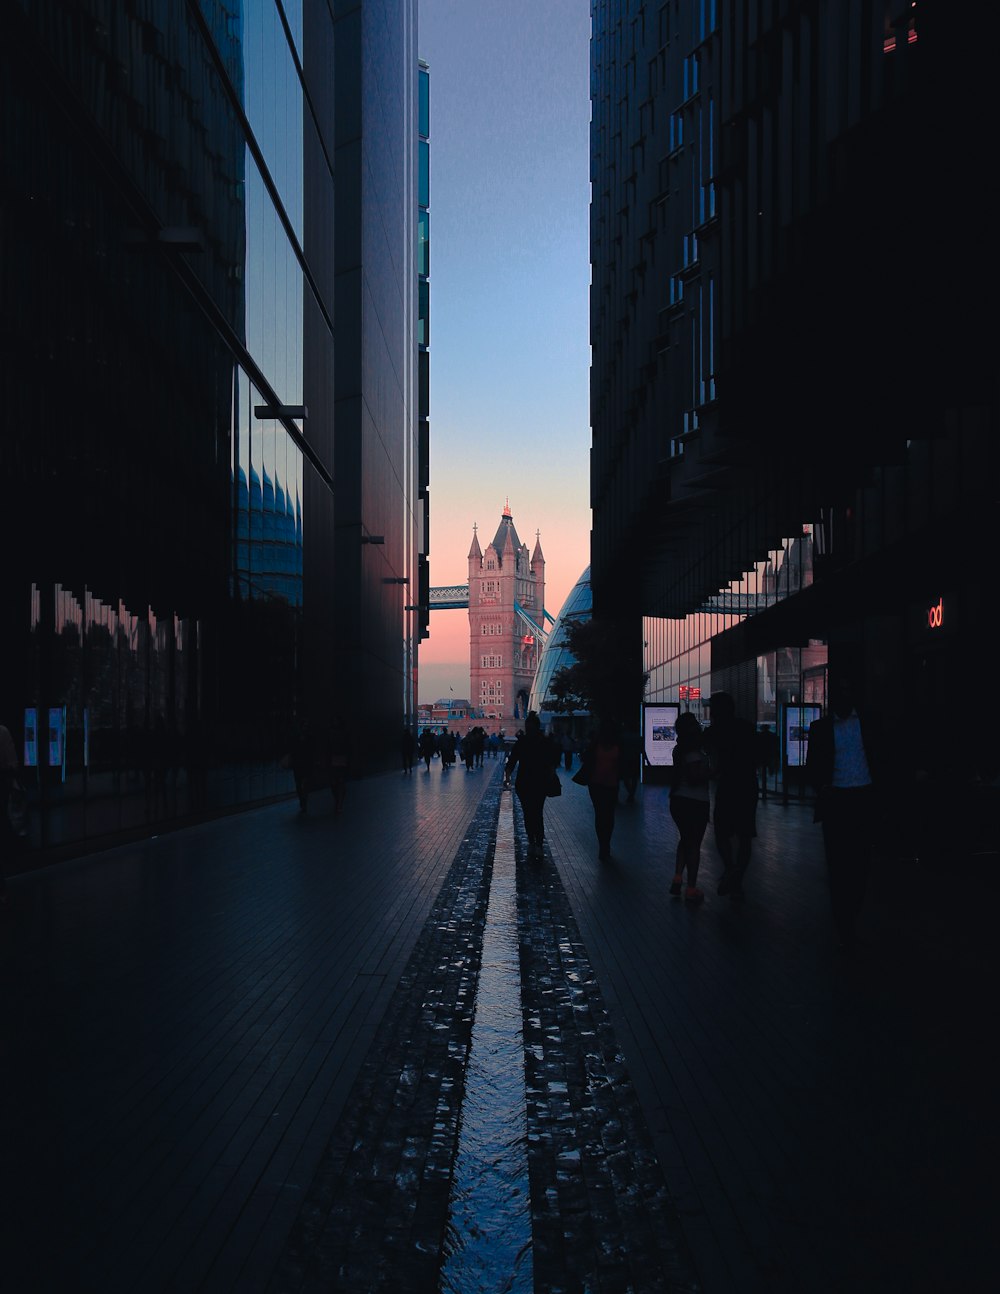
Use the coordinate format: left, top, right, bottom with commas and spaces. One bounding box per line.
440, 793, 533, 1293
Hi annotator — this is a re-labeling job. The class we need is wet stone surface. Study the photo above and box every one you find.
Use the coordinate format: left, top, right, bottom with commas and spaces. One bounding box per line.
514, 797, 701, 1294
269, 770, 504, 1292
270, 767, 700, 1292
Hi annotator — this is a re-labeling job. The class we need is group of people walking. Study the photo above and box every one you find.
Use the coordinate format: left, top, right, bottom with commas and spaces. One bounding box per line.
293, 679, 879, 952
500, 687, 877, 951
411, 726, 503, 774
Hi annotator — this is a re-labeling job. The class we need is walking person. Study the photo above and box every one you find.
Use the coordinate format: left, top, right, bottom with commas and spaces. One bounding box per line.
704, 693, 758, 899
504, 711, 560, 860
400, 725, 416, 775
419, 727, 436, 771
806, 676, 879, 950
669, 711, 711, 902
559, 729, 575, 771
582, 718, 622, 862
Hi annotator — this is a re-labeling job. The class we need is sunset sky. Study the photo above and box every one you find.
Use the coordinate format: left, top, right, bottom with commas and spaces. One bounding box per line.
416, 0, 593, 702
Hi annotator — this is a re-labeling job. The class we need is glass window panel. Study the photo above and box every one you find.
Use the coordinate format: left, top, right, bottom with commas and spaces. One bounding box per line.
245, 160, 304, 404
418, 209, 430, 278
419, 67, 430, 138
418, 279, 429, 347
282, 0, 304, 61
244, 0, 304, 242
419, 140, 430, 210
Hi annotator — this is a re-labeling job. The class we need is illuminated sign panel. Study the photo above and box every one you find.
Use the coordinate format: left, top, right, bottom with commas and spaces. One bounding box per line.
782, 703, 822, 768
643, 702, 680, 768
908, 592, 957, 646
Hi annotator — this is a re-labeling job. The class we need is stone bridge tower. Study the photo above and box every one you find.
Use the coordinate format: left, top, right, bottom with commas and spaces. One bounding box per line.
468, 500, 545, 726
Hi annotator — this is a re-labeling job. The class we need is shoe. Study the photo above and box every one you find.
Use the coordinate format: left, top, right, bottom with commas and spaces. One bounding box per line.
684, 887, 705, 904
670, 874, 683, 897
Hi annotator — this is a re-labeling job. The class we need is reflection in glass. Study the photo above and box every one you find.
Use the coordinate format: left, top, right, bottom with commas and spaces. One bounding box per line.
234, 372, 303, 608
243, 0, 305, 241
245, 160, 304, 405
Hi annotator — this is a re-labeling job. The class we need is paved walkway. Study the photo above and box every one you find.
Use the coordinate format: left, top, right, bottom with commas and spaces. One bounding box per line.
1, 758, 995, 1291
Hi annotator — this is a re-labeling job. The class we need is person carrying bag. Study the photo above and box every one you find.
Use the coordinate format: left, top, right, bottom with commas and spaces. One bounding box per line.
504, 712, 560, 859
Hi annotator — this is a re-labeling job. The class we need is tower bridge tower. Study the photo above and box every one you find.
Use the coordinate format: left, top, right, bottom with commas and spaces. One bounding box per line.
468, 500, 545, 725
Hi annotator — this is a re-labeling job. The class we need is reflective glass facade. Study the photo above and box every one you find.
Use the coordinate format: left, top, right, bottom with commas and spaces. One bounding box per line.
416, 61, 431, 643
529, 568, 593, 716
590, 3, 998, 790
1, 2, 420, 857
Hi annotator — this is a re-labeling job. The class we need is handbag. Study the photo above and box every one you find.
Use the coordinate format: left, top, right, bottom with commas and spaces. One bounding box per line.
546, 769, 562, 797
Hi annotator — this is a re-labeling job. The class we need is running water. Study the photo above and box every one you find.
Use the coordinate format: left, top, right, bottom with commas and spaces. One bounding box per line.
440, 794, 533, 1293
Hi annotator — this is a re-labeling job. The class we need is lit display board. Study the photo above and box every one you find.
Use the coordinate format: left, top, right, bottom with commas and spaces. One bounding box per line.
782, 703, 822, 768
643, 703, 681, 768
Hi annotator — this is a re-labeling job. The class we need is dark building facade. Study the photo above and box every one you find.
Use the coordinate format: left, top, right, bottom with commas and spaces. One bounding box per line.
1, 1, 423, 857
590, 2, 998, 788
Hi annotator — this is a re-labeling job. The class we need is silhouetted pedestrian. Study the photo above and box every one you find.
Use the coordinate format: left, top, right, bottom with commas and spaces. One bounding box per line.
559, 729, 575, 771
401, 726, 416, 774
504, 712, 560, 859
669, 712, 711, 902
582, 718, 622, 862
419, 727, 436, 771
704, 693, 758, 899
806, 676, 878, 950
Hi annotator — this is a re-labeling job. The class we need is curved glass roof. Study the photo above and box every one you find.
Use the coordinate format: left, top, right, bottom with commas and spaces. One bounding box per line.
529, 566, 592, 714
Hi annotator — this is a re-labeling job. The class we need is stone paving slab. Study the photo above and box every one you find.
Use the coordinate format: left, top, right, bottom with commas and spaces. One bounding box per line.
543, 769, 999, 1294
2, 757, 996, 1292
0, 762, 496, 1293
269, 769, 505, 1292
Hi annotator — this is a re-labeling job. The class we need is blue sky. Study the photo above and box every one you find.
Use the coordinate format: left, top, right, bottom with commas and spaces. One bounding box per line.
417, 0, 593, 702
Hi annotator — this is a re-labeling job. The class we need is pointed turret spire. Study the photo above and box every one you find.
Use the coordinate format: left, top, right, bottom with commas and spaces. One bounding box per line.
532, 529, 544, 563
468, 521, 482, 561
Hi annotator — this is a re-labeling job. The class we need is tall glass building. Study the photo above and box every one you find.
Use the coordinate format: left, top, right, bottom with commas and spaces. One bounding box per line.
529, 567, 593, 721
590, 2, 998, 787
0, 1, 423, 856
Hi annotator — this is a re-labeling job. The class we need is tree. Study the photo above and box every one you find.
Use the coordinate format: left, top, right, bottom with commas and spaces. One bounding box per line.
547, 617, 647, 725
